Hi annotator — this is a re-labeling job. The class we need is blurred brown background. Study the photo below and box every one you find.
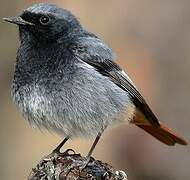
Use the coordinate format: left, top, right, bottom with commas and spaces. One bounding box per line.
1, 0, 190, 179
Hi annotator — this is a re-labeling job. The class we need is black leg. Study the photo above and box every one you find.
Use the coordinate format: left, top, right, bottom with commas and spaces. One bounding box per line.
53, 136, 69, 153
87, 132, 102, 158
78, 132, 103, 170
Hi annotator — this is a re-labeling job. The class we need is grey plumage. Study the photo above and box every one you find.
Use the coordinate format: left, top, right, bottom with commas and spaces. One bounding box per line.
11, 3, 134, 138
5, 2, 187, 151
13, 60, 132, 137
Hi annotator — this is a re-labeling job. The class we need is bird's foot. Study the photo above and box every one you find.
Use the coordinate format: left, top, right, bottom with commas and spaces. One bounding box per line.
79, 156, 91, 171
52, 137, 70, 154
52, 148, 75, 155
63, 149, 76, 156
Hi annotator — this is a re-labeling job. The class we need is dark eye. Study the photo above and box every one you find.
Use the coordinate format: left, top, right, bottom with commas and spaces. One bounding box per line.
39, 15, 50, 25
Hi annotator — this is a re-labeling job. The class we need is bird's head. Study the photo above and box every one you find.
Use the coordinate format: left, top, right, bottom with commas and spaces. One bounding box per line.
3, 3, 83, 43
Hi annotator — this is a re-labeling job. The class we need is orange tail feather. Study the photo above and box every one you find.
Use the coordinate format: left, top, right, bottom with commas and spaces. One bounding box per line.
136, 122, 187, 145
131, 109, 187, 145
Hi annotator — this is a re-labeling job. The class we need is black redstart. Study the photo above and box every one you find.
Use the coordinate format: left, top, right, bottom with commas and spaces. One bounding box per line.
4, 3, 187, 159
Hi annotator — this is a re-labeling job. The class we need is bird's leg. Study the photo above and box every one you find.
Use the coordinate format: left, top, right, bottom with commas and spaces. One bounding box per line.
52, 136, 69, 153
80, 132, 102, 170
87, 132, 102, 158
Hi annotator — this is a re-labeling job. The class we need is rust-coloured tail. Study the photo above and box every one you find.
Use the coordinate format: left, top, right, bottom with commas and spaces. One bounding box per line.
136, 122, 187, 145
131, 109, 187, 145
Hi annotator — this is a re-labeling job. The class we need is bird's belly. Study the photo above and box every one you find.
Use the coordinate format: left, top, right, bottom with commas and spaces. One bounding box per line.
12, 69, 135, 138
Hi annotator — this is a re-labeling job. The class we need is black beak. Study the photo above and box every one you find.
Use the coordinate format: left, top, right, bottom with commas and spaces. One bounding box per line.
3, 16, 34, 26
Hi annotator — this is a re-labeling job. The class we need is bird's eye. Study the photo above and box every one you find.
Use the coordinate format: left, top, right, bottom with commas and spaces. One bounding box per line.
39, 15, 50, 25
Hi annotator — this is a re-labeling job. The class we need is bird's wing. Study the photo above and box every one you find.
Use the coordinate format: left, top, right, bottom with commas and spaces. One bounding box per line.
71, 35, 160, 126
84, 58, 160, 126
71, 35, 188, 145
85, 58, 187, 145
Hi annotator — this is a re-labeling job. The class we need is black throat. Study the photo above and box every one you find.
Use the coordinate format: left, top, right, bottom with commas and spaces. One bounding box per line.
13, 34, 76, 91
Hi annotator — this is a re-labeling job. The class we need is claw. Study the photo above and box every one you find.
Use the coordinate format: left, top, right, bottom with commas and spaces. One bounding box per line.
79, 157, 90, 171
63, 149, 75, 155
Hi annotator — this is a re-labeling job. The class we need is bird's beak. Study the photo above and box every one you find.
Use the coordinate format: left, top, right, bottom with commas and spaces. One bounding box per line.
3, 16, 34, 26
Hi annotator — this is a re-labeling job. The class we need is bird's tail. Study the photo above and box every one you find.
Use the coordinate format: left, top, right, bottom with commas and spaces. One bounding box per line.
136, 122, 187, 145
131, 110, 187, 145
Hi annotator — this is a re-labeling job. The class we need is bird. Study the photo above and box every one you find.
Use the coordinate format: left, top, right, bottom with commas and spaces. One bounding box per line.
4, 3, 187, 158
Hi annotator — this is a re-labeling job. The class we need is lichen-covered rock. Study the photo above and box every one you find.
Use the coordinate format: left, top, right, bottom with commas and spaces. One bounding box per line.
28, 149, 127, 180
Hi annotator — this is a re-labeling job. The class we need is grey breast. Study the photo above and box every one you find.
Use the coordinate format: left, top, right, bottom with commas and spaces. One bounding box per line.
12, 60, 131, 138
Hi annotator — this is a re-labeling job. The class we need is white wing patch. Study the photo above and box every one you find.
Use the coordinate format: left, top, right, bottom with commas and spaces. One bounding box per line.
121, 70, 136, 87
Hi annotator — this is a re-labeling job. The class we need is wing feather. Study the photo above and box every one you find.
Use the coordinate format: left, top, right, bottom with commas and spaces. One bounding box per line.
70, 35, 188, 145
71, 35, 159, 126
82, 59, 160, 126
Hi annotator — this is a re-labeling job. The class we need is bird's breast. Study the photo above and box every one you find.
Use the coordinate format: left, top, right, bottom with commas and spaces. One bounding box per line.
12, 62, 134, 137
